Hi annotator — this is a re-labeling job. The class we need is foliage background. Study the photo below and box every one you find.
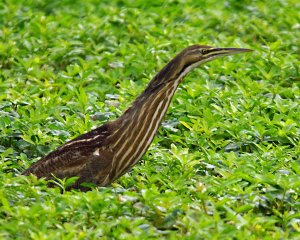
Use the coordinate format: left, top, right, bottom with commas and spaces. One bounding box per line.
0, 0, 299, 239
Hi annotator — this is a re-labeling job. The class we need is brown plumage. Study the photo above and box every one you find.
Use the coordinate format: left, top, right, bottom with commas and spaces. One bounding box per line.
22, 45, 252, 190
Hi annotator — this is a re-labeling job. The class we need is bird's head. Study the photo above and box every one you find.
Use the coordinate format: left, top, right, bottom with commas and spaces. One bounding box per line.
146, 44, 252, 93
175, 45, 253, 78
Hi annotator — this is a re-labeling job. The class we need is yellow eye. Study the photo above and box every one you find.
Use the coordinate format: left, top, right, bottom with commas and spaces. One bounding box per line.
201, 49, 208, 54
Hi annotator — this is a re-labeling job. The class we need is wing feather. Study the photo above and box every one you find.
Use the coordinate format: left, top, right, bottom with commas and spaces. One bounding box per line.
22, 124, 115, 188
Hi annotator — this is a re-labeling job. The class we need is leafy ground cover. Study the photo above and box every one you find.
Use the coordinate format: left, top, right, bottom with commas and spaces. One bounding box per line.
0, 0, 300, 239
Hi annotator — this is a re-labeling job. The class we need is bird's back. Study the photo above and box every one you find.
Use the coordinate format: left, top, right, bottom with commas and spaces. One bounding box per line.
22, 123, 115, 190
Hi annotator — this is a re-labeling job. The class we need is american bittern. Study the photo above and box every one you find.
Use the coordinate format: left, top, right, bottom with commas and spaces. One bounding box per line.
22, 45, 252, 190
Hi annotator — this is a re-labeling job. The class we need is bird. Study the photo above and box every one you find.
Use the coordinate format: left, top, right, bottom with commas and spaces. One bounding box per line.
22, 45, 252, 191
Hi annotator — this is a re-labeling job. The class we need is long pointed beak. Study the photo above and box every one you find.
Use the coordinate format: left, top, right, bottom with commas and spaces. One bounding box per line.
207, 47, 253, 57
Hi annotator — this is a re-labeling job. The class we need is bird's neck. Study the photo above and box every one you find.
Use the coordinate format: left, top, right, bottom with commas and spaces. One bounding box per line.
113, 77, 182, 146
108, 76, 182, 177
122, 77, 181, 130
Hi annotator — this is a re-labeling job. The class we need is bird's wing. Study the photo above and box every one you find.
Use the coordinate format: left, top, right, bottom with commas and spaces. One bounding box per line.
22, 124, 114, 184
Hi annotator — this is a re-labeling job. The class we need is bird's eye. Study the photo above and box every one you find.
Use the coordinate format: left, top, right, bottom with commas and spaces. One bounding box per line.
201, 49, 208, 54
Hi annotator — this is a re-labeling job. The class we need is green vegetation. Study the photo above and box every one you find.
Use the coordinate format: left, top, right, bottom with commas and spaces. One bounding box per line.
1, 0, 300, 239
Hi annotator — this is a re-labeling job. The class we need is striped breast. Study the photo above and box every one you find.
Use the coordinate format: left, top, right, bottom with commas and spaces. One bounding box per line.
107, 79, 181, 180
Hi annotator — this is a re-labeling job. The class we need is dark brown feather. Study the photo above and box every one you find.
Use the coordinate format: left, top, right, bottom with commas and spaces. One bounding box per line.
22, 124, 114, 190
